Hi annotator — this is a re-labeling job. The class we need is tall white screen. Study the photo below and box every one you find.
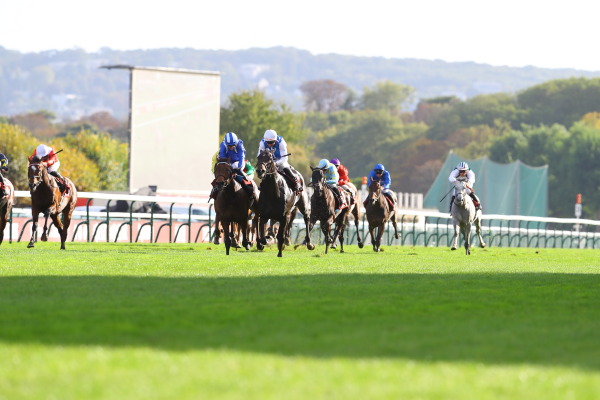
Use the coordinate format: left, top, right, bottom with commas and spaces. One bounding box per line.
129, 68, 220, 194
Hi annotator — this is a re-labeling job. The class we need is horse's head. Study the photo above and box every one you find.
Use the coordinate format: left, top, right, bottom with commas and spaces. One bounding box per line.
367, 180, 382, 205
310, 166, 326, 195
453, 180, 468, 208
255, 150, 275, 180
214, 161, 233, 192
28, 161, 47, 193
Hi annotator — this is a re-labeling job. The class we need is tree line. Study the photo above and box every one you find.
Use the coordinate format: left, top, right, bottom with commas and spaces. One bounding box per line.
2, 77, 600, 218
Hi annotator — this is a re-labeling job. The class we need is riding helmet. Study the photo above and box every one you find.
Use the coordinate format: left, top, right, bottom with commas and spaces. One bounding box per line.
457, 161, 469, 170
317, 159, 329, 169
329, 158, 340, 166
263, 129, 277, 141
224, 132, 239, 146
374, 163, 385, 172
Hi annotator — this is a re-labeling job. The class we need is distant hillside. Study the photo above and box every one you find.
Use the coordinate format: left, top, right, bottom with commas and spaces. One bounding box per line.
2, 46, 599, 120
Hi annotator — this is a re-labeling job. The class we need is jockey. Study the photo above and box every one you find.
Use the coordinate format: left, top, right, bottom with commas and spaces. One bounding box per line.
448, 161, 482, 212
367, 163, 396, 211
243, 159, 255, 181
330, 158, 355, 204
29, 144, 67, 192
257, 129, 302, 193
212, 132, 257, 205
0, 153, 8, 197
316, 158, 347, 214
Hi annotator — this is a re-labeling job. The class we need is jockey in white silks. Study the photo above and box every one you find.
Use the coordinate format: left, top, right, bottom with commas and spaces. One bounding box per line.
448, 161, 482, 212
29, 144, 67, 192
257, 129, 302, 193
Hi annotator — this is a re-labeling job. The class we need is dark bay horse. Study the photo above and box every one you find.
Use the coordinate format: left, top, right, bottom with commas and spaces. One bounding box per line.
27, 160, 77, 249
308, 167, 350, 253
255, 150, 313, 257
0, 178, 14, 246
365, 180, 399, 252
331, 181, 363, 250
213, 160, 258, 255
450, 179, 486, 255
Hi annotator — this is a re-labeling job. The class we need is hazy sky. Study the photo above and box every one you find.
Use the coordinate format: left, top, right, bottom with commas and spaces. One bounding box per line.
2, 0, 598, 71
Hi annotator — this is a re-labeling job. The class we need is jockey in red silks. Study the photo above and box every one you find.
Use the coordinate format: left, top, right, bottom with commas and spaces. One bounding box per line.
329, 158, 356, 205
29, 144, 67, 192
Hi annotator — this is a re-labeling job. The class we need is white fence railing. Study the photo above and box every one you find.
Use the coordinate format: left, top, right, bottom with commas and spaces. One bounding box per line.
5, 191, 600, 249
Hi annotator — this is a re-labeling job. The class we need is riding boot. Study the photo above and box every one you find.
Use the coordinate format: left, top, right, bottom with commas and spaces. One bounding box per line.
470, 193, 482, 210
449, 196, 455, 213
331, 185, 347, 215
50, 171, 67, 192
283, 168, 301, 193
384, 192, 395, 211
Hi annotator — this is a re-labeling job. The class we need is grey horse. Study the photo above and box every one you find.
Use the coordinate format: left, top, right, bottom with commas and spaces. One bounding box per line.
450, 179, 486, 255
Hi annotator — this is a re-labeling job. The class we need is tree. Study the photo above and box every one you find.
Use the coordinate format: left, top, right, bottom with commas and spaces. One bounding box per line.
220, 89, 308, 171
360, 80, 415, 114
299, 80, 353, 113
9, 110, 58, 139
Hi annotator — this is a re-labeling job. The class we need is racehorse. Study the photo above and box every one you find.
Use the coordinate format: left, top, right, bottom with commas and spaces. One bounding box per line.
27, 159, 77, 249
331, 181, 363, 250
254, 150, 313, 257
365, 180, 399, 252
0, 178, 14, 246
308, 167, 351, 254
213, 159, 258, 255
450, 179, 486, 255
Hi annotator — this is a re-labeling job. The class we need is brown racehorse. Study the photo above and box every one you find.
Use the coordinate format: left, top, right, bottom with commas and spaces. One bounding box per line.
27, 159, 77, 249
0, 178, 15, 245
213, 159, 257, 255
365, 180, 399, 252
308, 166, 350, 254
254, 150, 313, 257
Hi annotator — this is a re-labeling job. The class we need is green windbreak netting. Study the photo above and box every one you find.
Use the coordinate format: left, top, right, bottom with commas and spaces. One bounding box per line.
423, 152, 548, 216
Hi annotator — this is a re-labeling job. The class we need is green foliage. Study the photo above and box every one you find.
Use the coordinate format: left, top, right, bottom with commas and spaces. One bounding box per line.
0, 123, 128, 193
60, 130, 129, 191
359, 80, 415, 112
518, 77, 600, 127
220, 90, 308, 162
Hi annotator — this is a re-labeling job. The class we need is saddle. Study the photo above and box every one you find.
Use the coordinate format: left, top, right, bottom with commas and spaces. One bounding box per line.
53, 176, 69, 194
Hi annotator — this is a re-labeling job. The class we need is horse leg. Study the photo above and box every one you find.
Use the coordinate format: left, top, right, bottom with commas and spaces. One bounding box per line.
276, 218, 287, 257
50, 213, 67, 250
40, 212, 50, 241
353, 206, 364, 249
256, 216, 267, 250
463, 223, 471, 255
390, 212, 400, 240
241, 219, 251, 251
298, 197, 314, 250
475, 215, 486, 248
213, 214, 221, 245
321, 222, 331, 254
0, 215, 5, 245
222, 220, 232, 255
451, 222, 459, 250
27, 208, 39, 248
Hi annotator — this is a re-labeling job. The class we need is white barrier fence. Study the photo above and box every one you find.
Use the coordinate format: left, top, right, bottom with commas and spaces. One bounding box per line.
5, 191, 600, 249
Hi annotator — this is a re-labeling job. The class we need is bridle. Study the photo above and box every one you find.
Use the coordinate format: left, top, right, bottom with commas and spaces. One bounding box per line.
214, 161, 233, 189
28, 162, 45, 192
368, 181, 381, 204
256, 153, 277, 179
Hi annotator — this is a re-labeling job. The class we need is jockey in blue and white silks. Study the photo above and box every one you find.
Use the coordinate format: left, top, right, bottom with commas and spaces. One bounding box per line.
448, 161, 482, 211
219, 132, 246, 170
257, 129, 302, 193
211, 132, 256, 204
367, 163, 396, 210
315, 159, 347, 214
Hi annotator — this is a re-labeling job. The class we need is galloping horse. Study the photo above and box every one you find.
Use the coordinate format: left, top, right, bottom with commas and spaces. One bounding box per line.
331, 182, 363, 250
213, 159, 257, 255
27, 159, 77, 249
255, 150, 313, 257
0, 178, 14, 246
450, 179, 486, 255
365, 180, 399, 252
308, 167, 351, 254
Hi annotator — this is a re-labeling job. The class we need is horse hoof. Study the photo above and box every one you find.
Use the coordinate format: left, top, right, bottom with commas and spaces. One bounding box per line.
358, 242, 364, 249
277, 253, 283, 257
41, 236, 48, 242
451, 247, 457, 251
330, 245, 336, 250
27, 243, 35, 248
213, 238, 220, 245
306, 243, 315, 251
257, 242, 264, 251
481, 243, 487, 248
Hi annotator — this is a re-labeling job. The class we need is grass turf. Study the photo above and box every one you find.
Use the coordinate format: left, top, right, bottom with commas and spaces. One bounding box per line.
0, 242, 599, 399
